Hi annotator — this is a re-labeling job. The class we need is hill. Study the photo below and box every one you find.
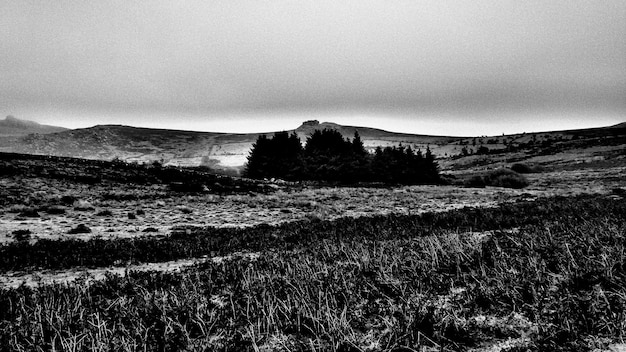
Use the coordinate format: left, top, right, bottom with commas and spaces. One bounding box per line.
0, 120, 464, 175
0, 116, 68, 136
1, 119, 624, 175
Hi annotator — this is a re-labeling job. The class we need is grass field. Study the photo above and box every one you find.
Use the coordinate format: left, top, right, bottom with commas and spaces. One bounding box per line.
2, 150, 626, 351
1, 195, 626, 351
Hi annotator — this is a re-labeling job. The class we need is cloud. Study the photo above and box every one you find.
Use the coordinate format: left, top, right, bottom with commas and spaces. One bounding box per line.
1, 0, 624, 123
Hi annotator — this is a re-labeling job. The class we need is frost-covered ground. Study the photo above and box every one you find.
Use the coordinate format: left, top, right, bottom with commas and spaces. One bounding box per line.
2, 166, 625, 244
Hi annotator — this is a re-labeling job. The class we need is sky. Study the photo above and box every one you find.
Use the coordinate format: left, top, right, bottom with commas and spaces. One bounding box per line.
1, 1, 625, 136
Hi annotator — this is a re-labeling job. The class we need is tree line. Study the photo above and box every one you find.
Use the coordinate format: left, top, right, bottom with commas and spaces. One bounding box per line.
244, 129, 439, 184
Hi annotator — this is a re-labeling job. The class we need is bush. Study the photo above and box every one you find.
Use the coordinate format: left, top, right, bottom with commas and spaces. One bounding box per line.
511, 163, 542, 174
611, 188, 625, 196
18, 209, 40, 218
0, 162, 17, 176
486, 169, 529, 189
464, 169, 529, 189
96, 209, 113, 216
169, 182, 208, 193
11, 229, 32, 241
45, 205, 66, 215
68, 224, 91, 234
61, 195, 77, 205
464, 175, 487, 188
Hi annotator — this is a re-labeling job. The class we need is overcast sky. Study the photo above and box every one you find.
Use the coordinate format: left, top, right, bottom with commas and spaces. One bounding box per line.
1, 1, 625, 136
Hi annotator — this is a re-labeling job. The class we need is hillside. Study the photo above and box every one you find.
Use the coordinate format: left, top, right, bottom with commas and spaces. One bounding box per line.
0, 116, 68, 136
2, 119, 625, 175
0, 120, 464, 175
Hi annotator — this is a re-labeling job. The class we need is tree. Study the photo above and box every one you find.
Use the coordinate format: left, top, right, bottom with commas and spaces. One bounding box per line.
244, 127, 440, 185
243, 134, 272, 179
243, 132, 304, 180
347, 131, 370, 182
423, 147, 439, 183
304, 129, 353, 181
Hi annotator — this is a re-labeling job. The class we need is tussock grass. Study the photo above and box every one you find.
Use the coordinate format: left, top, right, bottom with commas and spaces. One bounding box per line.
1, 195, 624, 272
1, 195, 625, 350
464, 169, 529, 189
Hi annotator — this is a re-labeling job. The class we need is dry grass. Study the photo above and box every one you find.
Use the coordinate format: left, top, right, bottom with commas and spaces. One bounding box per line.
3, 164, 625, 245
1, 195, 625, 351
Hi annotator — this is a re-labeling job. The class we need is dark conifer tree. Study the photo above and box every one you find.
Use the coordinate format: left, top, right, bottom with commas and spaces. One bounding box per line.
423, 146, 439, 183
304, 129, 353, 181
245, 127, 440, 185
347, 131, 370, 182
243, 134, 271, 179
243, 132, 303, 180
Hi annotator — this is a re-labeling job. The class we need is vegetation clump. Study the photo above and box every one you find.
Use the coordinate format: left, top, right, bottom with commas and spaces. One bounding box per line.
11, 229, 31, 242
0, 152, 273, 195
96, 209, 113, 217
511, 162, 543, 174
45, 205, 66, 215
485, 168, 529, 189
244, 129, 440, 184
68, 224, 91, 234
17, 208, 40, 218
464, 169, 529, 189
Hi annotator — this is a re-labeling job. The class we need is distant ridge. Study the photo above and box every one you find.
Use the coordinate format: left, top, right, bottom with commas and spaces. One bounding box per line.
609, 122, 626, 129
0, 116, 68, 136
294, 120, 455, 140
1, 119, 624, 176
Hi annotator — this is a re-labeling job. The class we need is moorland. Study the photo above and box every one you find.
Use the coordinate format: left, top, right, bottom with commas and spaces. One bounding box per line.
1, 121, 626, 351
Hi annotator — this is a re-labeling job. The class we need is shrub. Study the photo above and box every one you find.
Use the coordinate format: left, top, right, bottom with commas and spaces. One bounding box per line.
61, 195, 77, 205
96, 209, 113, 216
102, 192, 138, 201
464, 175, 487, 188
464, 169, 529, 189
169, 182, 208, 193
7, 204, 27, 213
68, 224, 91, 234
486, 169, 529, 189
0, 162, 17, 176
178, 206, 193, 214
511, 163, 542, 174
11, 229, 32, 241
17, 209, 40, 218
45, 205, 66, 215
611, 187, 625, 196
